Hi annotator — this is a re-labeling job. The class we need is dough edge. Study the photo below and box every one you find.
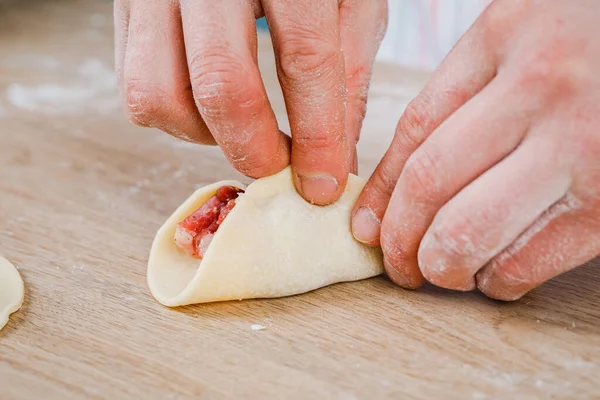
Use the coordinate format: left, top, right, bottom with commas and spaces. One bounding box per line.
147, 167, 384, 307
0, 256, 25, 331
147, 179, 246, 306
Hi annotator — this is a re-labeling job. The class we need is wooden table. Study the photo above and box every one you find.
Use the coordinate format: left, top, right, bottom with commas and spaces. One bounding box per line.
1, 1, 599, 399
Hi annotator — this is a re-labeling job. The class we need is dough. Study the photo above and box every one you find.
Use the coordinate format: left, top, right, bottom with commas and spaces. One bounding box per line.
0, 256, 24, 330
147, 167, 384, 306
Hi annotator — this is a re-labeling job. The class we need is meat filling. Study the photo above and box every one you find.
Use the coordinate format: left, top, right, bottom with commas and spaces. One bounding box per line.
174, 186, 244, 259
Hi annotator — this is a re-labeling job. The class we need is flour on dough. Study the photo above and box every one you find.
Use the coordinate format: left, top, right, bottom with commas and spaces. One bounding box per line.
0, 256, 25, 330
147, 166, 384, 306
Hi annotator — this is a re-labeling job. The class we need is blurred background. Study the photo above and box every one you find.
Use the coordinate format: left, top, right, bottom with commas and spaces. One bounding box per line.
0, 0, 492, 172
0, 0, 492, 131
0, 0, 492, 71
257, 0, 493, 70
378, 0, 492, 69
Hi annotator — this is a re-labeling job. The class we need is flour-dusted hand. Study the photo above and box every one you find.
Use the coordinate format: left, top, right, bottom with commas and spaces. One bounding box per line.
352, 0, 600, 300
113, 0, 387, 205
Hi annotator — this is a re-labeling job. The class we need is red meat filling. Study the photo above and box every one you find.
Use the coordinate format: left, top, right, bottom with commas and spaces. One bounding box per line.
174, 186, 244, 259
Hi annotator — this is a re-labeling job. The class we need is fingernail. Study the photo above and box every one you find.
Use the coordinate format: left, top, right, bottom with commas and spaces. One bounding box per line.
299, 173, 339, 205
384, 259, 413, 289
352, 207, 380, 243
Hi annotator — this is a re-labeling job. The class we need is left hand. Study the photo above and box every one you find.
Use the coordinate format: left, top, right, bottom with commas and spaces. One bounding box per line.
351, 0, 600, 301
114, 0, 388, 205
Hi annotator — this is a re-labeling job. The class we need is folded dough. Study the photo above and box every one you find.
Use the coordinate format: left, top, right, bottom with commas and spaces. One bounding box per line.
0, 256, 24, 330
147, 167, 384, 307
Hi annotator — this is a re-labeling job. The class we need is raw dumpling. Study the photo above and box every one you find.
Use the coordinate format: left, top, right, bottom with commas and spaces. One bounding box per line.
147, 167, 383, 307
0, 256, 25, 330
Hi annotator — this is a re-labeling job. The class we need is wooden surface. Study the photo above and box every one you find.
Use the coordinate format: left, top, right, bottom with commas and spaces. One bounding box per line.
1, 1, 599, 399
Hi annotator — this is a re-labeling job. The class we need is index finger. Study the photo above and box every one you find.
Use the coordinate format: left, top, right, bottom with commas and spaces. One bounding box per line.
263, 0, 350, 205
181, 0, 290, 178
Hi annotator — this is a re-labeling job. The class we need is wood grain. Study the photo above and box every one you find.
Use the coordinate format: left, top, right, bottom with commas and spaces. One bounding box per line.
1, 1, 599, 399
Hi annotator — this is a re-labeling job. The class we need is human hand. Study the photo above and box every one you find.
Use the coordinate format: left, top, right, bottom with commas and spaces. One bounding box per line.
351, 0, 600, 300
114, 0, 387, 205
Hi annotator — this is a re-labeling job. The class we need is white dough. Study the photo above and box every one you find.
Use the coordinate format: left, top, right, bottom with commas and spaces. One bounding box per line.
0, 256, 25, 330
147, 167, 384, 307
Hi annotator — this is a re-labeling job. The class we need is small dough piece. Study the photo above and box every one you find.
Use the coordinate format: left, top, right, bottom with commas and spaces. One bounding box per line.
0, 256, 25, 330
148, 167, 384, 306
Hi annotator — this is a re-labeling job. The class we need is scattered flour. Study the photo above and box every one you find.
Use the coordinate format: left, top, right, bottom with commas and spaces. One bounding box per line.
562, 357, 596, 370
250, 324, 266, 331
126, 178, 151, 196
4, 58, 119, 115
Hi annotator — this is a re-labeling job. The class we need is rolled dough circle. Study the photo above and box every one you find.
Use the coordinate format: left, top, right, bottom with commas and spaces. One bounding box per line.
0, 256, 25, 330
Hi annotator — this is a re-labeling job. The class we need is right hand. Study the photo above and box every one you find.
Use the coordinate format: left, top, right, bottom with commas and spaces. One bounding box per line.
114, 0, 388, 205
351, 0, 600, 300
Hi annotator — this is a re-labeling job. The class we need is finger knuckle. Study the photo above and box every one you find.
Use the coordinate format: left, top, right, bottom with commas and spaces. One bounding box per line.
294, 131, 343, 153
371, 162, 400, 199
124, 78, 163, 127
277, 28, 341, 81
516, 46, 585, 101
189, 50, 256, 116
395, 96, 434, 149
519, 58, 562, 91
230, 149, 281, 179
400, 148, 443, 196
